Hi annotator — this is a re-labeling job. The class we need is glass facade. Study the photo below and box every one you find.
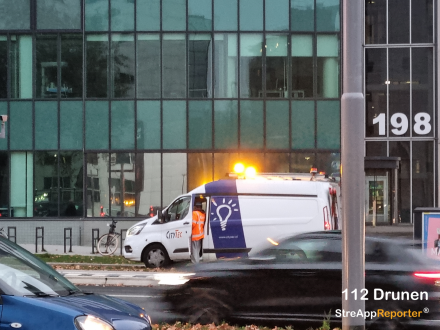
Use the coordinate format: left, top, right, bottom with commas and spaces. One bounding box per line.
365, 0, 435, 223
0, 0, 341, 218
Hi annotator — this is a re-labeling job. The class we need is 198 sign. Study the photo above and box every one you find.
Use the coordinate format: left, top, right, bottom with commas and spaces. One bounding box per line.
372, 112, 431, 136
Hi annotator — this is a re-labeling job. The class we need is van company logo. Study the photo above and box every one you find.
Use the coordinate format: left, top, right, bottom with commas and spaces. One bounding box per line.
166, 230, 183, 239
211, 197, 239, 231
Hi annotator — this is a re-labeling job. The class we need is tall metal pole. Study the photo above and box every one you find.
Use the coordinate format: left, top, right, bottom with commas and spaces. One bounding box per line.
341, 0, 365, 329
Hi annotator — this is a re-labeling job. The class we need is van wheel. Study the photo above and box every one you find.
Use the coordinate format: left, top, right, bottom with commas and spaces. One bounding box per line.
142, 244, 171, 268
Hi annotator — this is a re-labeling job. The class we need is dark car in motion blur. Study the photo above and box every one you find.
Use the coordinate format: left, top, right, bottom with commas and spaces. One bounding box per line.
162, 231, 440, 329
0, 234, 152, 330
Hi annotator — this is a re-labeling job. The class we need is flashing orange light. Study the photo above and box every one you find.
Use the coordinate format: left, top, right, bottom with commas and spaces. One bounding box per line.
310, 167, 318, 174
319, 171, 326, 175
245, 166, 257, 178
234, 163, 245, 174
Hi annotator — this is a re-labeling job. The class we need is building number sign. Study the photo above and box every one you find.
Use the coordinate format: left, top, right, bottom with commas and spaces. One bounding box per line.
372, 112, 431, 136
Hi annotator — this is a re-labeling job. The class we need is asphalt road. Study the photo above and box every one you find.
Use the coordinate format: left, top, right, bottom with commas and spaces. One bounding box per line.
77, 285, 180, 324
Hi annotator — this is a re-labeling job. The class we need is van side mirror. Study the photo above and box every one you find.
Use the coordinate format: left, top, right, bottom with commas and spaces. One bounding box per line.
157, 210, 163, 223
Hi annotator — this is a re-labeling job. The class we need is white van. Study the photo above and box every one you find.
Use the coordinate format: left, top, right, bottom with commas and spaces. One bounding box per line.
123, 174, 341, 268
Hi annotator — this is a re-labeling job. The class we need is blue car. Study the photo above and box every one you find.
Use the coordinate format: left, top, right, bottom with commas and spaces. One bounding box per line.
0, 235, 152, 330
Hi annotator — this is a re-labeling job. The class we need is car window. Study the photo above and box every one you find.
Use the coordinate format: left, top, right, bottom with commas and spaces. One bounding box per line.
267, 237, 342, 262
167, 197, 191, 222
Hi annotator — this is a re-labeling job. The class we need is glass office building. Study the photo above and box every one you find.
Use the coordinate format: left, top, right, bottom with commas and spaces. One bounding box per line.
0, 0, 341, 219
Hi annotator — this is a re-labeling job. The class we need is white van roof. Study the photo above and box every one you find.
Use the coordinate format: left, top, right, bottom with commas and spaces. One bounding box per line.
190, 178, 334, 196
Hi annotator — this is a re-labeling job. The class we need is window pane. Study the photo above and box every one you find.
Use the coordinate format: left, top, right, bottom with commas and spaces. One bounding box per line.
189, 0, 212, 31
316, 0, 340, 32
266, 35, 288, 98
240, 34, 263, 98
10, 102, 32, 150
85, 101, 109, 149
316, 152, 340, 177
389, 48, 410, 137
137, 34, 160, 98
213, 153, 240, 180
137, 0, 160, 31
35, 101, 58, 150
0, 102, 6, 149
37, 0, 81, 30
60, 101, 83, 150
317, 35, 339, 98
0, 0, 30, 30
214, 34, 237, 98
240, 100, 263, 148
86, 35, 108, 98
412, 141, 434, 208
214, 100, 238, 149
365, 48, 387, 137
34, 151, 59, 217
237, 152, 264, 172
317, 100, 340, 149
265, 153, 289, 172
162, 0, 186, 31
189, 34, 212, 98
389, 0, 409, 44
86, 153, 108, 216
11, 152, 33, 217
292, 35, 313, 98
111, 0, 134, 31
266, 0, 289, 31
189, 101, 212, 149
136, 153, 161, 216
109, 152, 135, 216
137, 101, 160, 149
0, 151, 8, 216
412, 47, 433, 137
366, 141, 387, 156
59, 151, 83, 217
111, 34, 135, 98
85, 0, 109, 31
291, 0, 314, 32
61, 34, 83, 98
163, 34, 186, 98
188, 153, 213, 190
266, 101, 289, 149
240, 0, 263, 31
292, 100, 314, 149
111, 101, 134, 149
389, 141, 410, 223
214, 0, 237, 31
163, 101, 186, 149
290, 152, 315, 172
412, 0, 433, 43
365, 0, 386, 44
36, 35, 57, 99
11, 36, 33, 99
0, 37, 6, 98
163, 153, 187, 205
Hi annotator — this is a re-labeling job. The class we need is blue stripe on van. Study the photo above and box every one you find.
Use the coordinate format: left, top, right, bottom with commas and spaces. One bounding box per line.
210, 195, 248, 259
205, 180, 237, 194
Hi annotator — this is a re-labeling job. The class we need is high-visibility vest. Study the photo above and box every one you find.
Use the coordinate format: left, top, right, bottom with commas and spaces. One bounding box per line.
192, 210, 205, 241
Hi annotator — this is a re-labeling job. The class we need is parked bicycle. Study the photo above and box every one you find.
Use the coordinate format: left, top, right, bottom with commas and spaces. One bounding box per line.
97, 220, 121, 255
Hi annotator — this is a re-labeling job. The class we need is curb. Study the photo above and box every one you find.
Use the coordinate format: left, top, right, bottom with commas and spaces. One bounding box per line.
59, 271, 159, 287
48, 262, 145, 267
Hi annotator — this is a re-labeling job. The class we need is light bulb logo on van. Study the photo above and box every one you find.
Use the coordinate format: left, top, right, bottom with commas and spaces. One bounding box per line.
211, 198, 239, 231
166, 229, 183, 239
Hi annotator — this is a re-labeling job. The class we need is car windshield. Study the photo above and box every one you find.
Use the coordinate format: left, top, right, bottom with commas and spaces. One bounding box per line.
0, 236, 79, 297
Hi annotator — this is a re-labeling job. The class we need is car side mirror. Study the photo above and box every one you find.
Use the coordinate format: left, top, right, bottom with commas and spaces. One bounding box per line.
157, 210, 163, 223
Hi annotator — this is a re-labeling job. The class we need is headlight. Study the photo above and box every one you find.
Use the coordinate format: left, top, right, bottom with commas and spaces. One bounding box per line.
75, 315, 115, 330
127, 223, 146, 236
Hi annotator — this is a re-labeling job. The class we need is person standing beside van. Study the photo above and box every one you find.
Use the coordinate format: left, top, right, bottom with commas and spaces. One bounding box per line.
191, 200, 206, 263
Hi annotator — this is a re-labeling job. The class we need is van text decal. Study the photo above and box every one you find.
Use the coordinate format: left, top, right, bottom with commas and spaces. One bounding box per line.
166, 230, 183, 239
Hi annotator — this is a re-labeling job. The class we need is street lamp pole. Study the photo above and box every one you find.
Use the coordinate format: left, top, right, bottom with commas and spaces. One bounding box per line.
341, 0, 365, 329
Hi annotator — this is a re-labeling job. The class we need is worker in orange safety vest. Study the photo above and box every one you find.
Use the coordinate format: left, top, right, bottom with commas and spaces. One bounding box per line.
191, 200, 206, 263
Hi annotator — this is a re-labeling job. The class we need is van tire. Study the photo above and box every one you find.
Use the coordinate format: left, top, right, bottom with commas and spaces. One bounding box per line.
142, 244, 171, 268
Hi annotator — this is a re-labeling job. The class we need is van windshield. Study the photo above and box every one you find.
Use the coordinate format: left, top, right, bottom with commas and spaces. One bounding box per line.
0, 236, 79, 297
